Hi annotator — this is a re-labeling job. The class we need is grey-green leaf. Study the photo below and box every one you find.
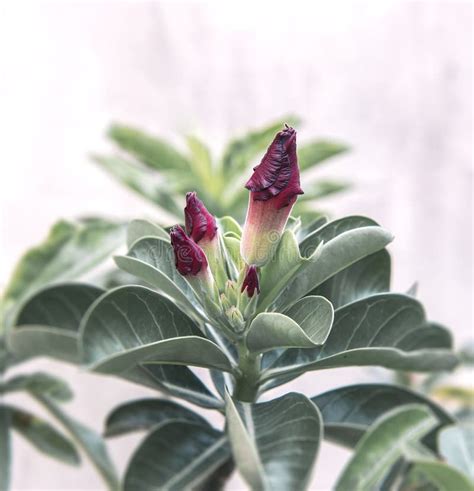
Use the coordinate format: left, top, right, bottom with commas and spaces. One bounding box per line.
247, 297, 333, 353
8, 283, 105, 364
123, 421, 230, 491
298, 139, 349, 171
114, 237, 200, 315
272, 225, 393, 312
80, 286, 232, 373
31, 393, 119, 490
107, 123, 189, 172
312, 249, 391, 309
1, 219, 124, 330
262, 294, 457, 384
6, 404, 80, 466
225, 391, 322, 491
0, 372, 73, 402
0, 405, 11, 491
122, 364, 223, 410
92, 155, 182, 216
439, 424, 474, 480
126, 219, 169, 248
312, 384, 454, 450
335, 405, 438, 491
105, 398, 209, 437
410, 460, 474, 491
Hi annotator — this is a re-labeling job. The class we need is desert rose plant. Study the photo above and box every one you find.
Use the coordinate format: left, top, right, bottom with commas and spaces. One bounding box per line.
7, 126, 471, 490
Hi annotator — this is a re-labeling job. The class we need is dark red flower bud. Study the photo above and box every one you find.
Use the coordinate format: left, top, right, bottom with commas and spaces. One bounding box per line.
241, 125, 304, 266
245, 125, 303, 209
241, 265, 260, 297
184, 192, 217, 243
170, 225, 208, 276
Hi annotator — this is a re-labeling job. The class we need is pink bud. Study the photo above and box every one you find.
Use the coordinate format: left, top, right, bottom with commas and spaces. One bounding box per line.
241, 125, 303, 266
170, 225, 208, 276
184, 192, 217, 243
241, 265, 260, 297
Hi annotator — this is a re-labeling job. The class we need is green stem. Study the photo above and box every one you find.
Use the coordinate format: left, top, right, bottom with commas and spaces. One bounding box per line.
233, 343, 260, 403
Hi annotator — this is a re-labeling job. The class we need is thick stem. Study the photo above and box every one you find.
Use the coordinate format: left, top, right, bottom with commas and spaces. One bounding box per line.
233, 343, 260, 403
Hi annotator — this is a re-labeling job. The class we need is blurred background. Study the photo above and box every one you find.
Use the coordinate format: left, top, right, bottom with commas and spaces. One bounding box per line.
0, 1, 472, 489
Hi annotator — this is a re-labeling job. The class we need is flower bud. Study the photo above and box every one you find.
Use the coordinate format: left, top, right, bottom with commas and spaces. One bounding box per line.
240, 125, 303, 266
241, 265, 260, 298
170, 225, 208, 276
185, 191, 228, 290
184, 192, 217, 244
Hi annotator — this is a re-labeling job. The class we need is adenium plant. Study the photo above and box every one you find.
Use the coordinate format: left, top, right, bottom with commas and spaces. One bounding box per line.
6, 126, 470, 490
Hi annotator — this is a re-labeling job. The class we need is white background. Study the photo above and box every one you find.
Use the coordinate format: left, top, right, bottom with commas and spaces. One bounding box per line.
0, 1, 472, 490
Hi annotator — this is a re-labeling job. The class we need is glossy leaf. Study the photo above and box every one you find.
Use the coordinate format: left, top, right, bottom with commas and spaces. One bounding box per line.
5, 404, 79, 466
262, 294, 457, 384
123, 421, 229, 491
123, 364, 223, 410
335, 405, 438, 491
8, 283, 104, 363
0, 405, 11, 491
1, 219, 124, 330
92, 155, 182, 216
272, 225, 393, 312
105, 398, 209, 437
0, 372, 73, 402
31, 393, 119, 490
126, 219, 169, 248
225, 391, 322, 491
247, 296, 333, 353
81, 286, 232, 373
298, 139, 349, 171
411, 460, 474, 491
107, 123, 189, 172
312, 249, 391, 309
439, 424, 474, 480
312, 384, 454, 450
114, 237, 199, 315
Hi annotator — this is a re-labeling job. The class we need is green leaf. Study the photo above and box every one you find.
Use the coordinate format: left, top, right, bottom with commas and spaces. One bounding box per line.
1, 219, 124, 330
0, 372, 73, 402
92, 155, 182, 216
262, 294, 457, 384
5, 404, 80, 466
298, 180, 351, 202
126, 219, 169, 248
272, 225, 393, 313
258, 230, 321, 312
247, 296, 333, 353
335, 405, 438, 491
0, 405, 11, 491
218, 216, 242, 238
123, 364, 223, 410
439, 424, 474, 480
8, 283, 105, 363
225, 391, 322, 491
104, 398, 209, 437
123, 420, 230, 491
114, 237, 200, 316
107, 123, 189, 172
298, 139, 349, 171
312, 384, 454, 450
220, 115, 301, 178
298, 215, 379, 258
31, 392, 119, 491
80, 286, 232, 373
186, 135, 216, 194
410, 460, 474, 491
312, 249, 391, 309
